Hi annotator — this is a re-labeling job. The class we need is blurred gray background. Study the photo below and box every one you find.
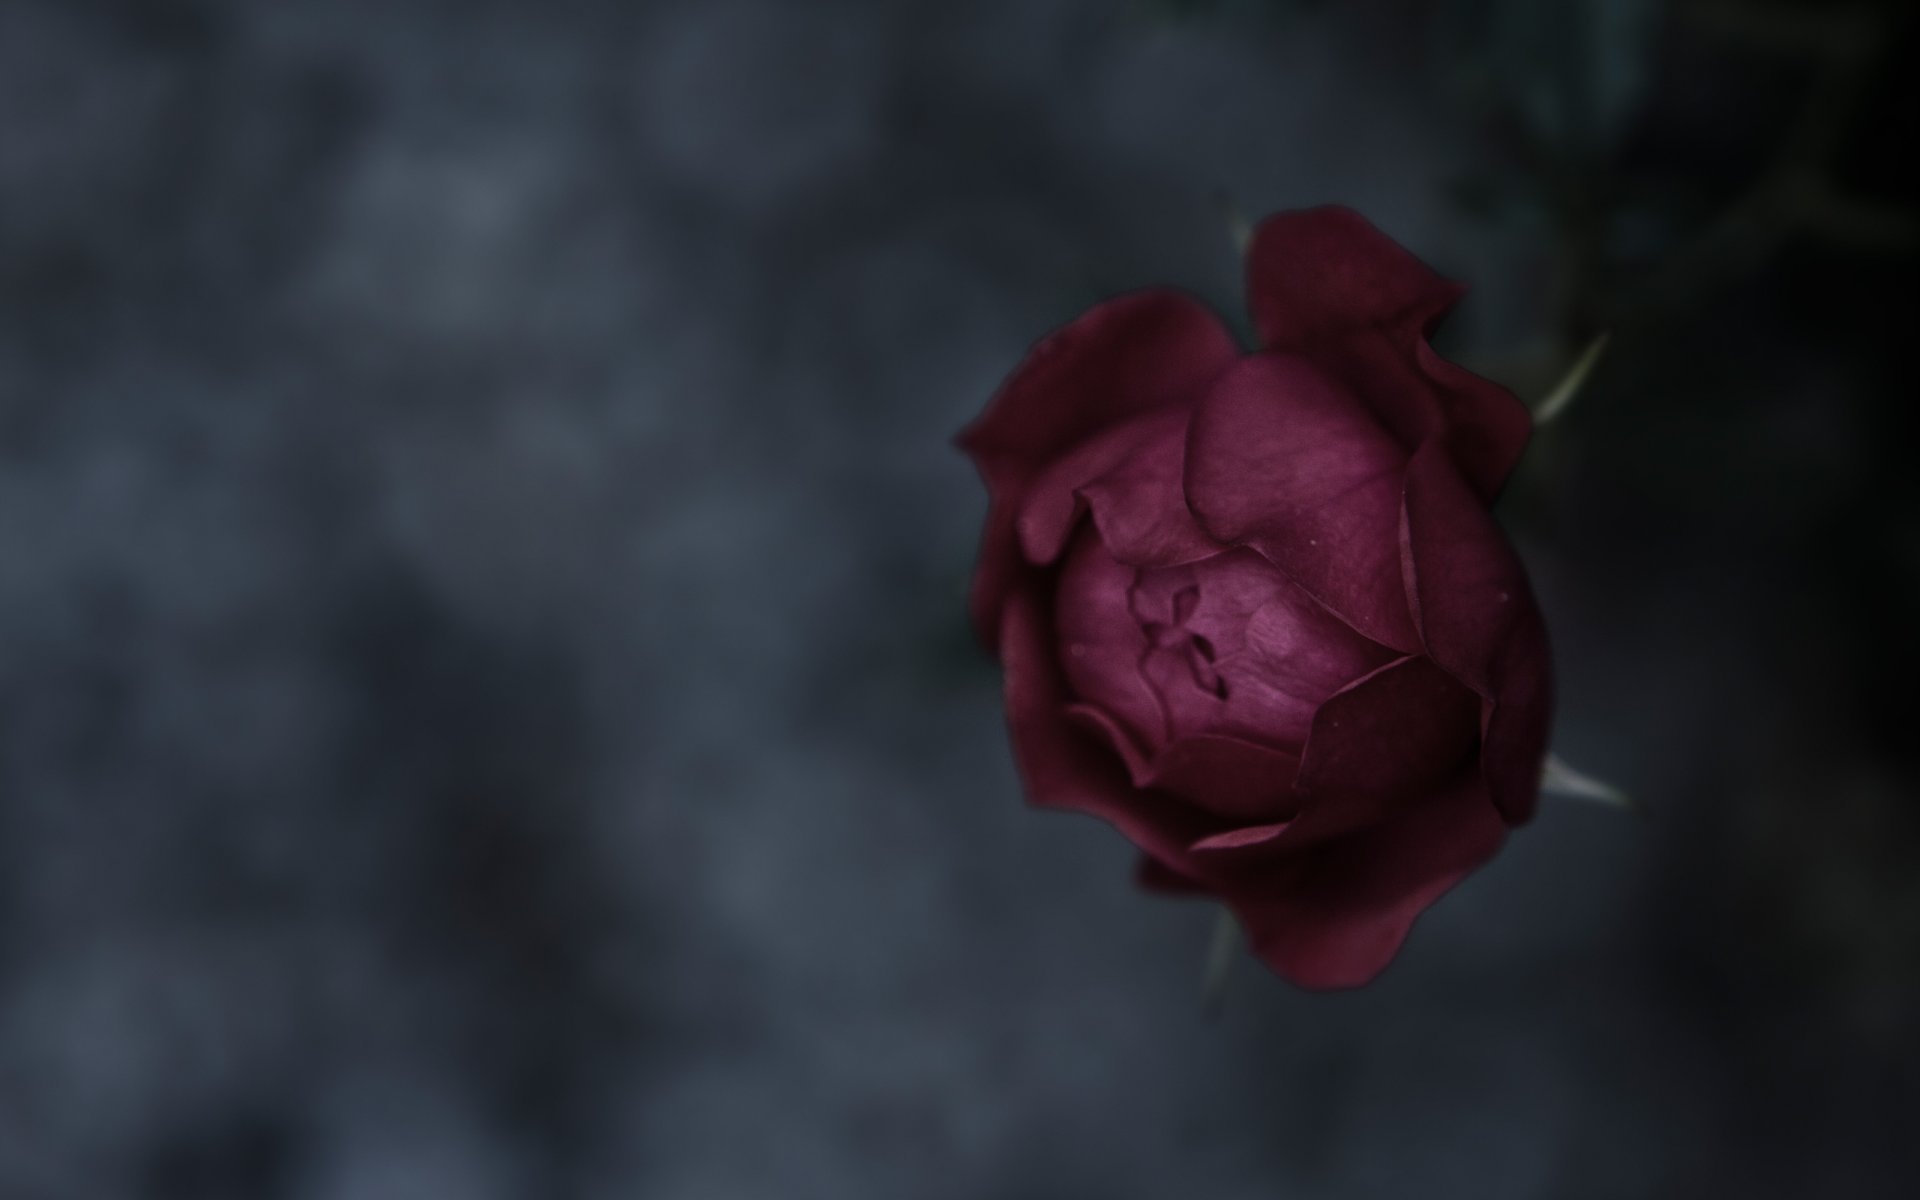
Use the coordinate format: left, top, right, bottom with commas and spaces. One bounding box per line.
1, 0, 1915, 1196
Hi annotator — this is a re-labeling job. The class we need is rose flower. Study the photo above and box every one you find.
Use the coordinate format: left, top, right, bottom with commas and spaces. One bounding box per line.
960, 207, 1552, 989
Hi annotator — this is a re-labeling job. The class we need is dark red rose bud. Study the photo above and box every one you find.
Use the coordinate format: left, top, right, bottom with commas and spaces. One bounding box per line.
959, 206, 1553, 989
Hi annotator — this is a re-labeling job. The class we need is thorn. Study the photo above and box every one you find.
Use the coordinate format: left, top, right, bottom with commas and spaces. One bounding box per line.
1541, 752, 1645, 817
1532, 331, 1611, 427
1213, 191, 1253, 257
1201, 906, 1239, 1018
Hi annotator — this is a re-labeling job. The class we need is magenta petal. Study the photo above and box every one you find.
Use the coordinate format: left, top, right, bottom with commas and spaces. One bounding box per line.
1184, 354, 1420, 652
1247, 206, 1532, 499
1479, 596, 1552, 826
1077, 418, 1224, 569
961, 290, 1240, 645
1291, 654, 1482, 842
1063, 702, 1158, 787
1015, 410, 1218, 568
1400, 441, 1531, 696
1192, 822, 1291, 852
1053, 534, 1164, 752
1069, 705, 1299, 824
960, 289, 1240, 471
1014, 415, 1159, 567
1246, 207, 1462, 348
1414, 339, 1533, 502
1232, 586, 1400, 742
1148, 734, 1300, 822
1224, 770, 1507, 989
1167, 658, 1496, 988
1000, 589, 1210, 863
1401, 441, 1553, 825
1122, 550, 1394, 752
1300, 333, 1533, 502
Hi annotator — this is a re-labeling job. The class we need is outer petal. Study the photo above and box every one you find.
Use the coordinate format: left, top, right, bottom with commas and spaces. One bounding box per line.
1193, 653, 1479, 855
1414, 339, 1533, 504
1247, 207, 1462, 345
999, 587, 1213, 863
1162, 655, 1491, 987
1246, 206, 1531, 499
1148, 734, 1300, 822
960, 290, 1240, 644
1052, 533, 1165, 753
1221, 769, 1507, 988
1076, 416, 1224, 569
1016, 410, 1219, 569
1184, 354, 1421, 653
1069, 702, 1300, 824
1480, 593, 1552, 827
1288, 653, 1482, 837
1400, 441, 1554, 824
1232, 586, 1399, 745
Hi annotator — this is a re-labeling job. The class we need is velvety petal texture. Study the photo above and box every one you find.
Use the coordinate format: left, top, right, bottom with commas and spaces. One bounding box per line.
1247, 207, 1533, 500
960, 289, 1240, 644
1185, 354, 1420, 652
1401, 442, 1554, 823
961, 208, 1554, 990
1214, 771, 1507, 987
998, 589, 1214, 866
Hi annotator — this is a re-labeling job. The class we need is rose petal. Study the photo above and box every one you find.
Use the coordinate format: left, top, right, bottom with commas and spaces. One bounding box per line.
1400, 441, 1553, 824
1068, 705, 1300, 824
1110, 548, 1394, 752
1174, 653, 1479, 863
1290, 653, 1482, 843
1192, 821, 1292, 852
1399, 441, 1529, 696
1013, 416, 1151, 567
999, 588, 1211, 863
1077, 417, 1224, 569
960, 290, 1240, 644
1480, 597, 1552, 826
1246, 207, 1463, 345
1247, 207, 1531, 498
1063, 702, 1157, 785
1016, 410, 1217, 568
1054, 534, 1164, 752
960, 289, 1241, 471
1184, 354, 1420, 652
1119, 662, 1505, 989
1151, 661, 1500, 987
1414, 339, 1533, 501
1220, 769, 1507, 989
1233, 584, 1400, 744
1149, 734, 1300, 822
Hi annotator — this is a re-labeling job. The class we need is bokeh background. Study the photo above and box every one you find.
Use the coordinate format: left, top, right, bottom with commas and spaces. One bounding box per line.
2, 0, 1916, 1196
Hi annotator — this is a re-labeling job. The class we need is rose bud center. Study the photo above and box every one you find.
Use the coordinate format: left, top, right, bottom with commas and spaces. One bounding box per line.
1052, 525, 1396, 764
